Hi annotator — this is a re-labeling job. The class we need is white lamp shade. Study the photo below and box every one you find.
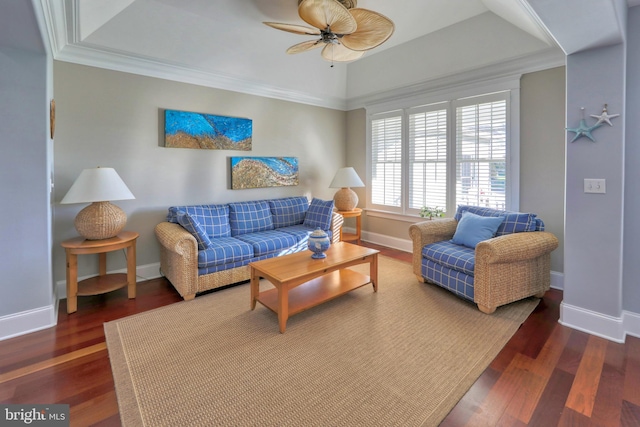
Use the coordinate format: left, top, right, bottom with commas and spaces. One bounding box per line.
329, 167, 364, 188
61, 167, 135, 204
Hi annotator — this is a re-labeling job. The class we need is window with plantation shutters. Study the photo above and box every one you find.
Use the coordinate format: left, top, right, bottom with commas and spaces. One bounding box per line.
366, 87, 516, 217
409, 106, 448, 212
371, 114, 402, 209
455, 96, 507, 210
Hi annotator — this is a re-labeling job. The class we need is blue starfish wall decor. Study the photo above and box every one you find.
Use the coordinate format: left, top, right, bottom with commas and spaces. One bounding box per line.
567, 119, 602, 142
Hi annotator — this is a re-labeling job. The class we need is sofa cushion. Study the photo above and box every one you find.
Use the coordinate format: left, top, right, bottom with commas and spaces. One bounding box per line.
451, 211, 505, 249
177, 212, 212, 250
235, 230, 298, 257
268, 196, 309, 228
168, 204, 231, 238
303, 198, 334, 231
197, 237, 254, 268
422, 241, 476, 276
422, 259, 475, 301
454, 205, 538, 236
229, 201, 274, 236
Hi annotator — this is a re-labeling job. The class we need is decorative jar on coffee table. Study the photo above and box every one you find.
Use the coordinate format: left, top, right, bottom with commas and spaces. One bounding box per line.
308, 228, 330, 259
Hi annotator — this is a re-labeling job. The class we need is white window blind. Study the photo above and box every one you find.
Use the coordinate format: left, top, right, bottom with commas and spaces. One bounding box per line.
409, 107, 448, 211
455, 98, 507, 210
371, 114, 402, 208
367, 85, 516, 217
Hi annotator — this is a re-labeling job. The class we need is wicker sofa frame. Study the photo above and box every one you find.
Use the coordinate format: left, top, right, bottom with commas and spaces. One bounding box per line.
155, 211, 344, 300
409, 217, 558, 314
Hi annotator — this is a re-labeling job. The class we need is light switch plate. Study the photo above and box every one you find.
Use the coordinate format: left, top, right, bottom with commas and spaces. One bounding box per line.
584, 179, 606, 194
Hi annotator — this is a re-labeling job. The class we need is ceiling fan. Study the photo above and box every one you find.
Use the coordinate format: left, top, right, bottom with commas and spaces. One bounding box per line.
264, 0, 394, 64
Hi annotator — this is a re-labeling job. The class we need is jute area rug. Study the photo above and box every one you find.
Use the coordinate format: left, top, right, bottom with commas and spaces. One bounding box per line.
104, 256, 538, 427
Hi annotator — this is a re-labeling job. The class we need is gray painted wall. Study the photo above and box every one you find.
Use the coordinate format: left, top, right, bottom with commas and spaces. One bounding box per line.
0, 49, 51, 316
0, 3, 52, 320
564, 43, 625, 318
624, 6, 640, 314
52, 62, 347, 283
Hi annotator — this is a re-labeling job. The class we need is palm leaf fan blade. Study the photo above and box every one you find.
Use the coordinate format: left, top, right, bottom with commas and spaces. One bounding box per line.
263, 22, 321, 35
321, 43, 365, 62
287, 40, 324, 54
340, 8, 394, 51
298, 0, 357, 34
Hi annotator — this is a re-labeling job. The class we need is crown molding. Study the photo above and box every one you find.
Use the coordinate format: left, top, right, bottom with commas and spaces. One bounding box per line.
346, 48, 566, 111
54, 43, 348, 110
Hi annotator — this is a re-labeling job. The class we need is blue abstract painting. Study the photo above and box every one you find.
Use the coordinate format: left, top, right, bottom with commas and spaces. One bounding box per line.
231, 157, 298, 189
164, 110, 252, 150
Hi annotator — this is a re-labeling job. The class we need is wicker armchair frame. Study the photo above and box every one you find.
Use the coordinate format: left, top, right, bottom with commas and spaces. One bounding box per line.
409, 218, 558, 314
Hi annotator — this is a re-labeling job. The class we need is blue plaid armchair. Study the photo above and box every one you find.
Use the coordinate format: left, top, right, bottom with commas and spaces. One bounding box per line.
409, 205, 558, 314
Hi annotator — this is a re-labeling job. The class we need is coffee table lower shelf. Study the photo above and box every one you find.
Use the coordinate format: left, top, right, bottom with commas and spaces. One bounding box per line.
256, 269, 372, 319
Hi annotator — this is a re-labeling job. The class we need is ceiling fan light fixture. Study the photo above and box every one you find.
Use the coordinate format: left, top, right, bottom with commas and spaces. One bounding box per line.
321, 43, 365, 62
266, 0, 394, 64
340, 9, 395, 51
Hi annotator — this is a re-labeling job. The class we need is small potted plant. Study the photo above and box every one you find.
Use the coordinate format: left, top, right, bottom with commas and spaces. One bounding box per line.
419, 206, 445, 220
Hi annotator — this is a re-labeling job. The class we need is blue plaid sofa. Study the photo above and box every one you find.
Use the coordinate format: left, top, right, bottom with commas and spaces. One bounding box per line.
409, 205, 558, 314
155, 196, 344, 300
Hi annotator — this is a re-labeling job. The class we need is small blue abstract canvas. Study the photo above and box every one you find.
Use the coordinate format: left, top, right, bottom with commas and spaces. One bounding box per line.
164, 110, 252, 150
231, 157, 299, 189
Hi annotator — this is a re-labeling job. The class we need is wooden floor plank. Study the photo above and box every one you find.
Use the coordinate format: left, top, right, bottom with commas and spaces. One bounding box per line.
0, 343, 106, 384
528, 368, 575, 427
621, 400, 640, 427
565, 334, 609, 417
623, 336, 640, 407
464, 361, 532, 426
590, 340, 626, 427
439, 367, 501, 426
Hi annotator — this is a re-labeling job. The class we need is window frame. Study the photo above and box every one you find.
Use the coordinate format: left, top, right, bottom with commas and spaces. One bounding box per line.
365, 77, 520, 219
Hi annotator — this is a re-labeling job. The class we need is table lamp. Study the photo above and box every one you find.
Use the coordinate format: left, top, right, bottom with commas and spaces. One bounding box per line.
60, 167, 135, 240
329, 167, 364, 211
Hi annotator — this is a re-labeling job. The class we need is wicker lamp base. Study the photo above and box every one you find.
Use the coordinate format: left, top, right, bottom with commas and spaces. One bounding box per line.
74, 201, 127, 240
333, 187, 359, 211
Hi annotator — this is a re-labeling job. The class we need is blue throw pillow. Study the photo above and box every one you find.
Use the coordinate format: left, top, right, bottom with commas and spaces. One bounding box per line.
177, 212, 213, 250
303, 198, 334, 231
228, 201, 274, 236
268, 196, 309, 228
451, 211, 505, 249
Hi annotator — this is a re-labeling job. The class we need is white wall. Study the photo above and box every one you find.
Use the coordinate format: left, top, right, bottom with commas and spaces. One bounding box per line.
52, 62, 347, 283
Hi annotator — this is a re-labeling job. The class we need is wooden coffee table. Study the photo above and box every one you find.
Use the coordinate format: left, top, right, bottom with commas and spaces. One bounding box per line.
250, 242, 379, 333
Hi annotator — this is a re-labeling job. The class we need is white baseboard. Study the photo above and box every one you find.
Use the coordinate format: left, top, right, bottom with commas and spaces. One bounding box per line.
550, 271, 564, 291
560, 303, 626, 343
360, 229, 413, 253
56, 262, 162, 300
0, 305, 57, 342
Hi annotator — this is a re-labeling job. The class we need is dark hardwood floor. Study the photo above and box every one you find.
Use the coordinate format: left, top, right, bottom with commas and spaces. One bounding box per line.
1, 242, 639, 426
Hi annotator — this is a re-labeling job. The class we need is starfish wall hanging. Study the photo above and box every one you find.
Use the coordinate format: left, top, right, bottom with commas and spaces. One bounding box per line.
590, 104, 620, 126
567, 119, 601, 142
566, 105, 619, 143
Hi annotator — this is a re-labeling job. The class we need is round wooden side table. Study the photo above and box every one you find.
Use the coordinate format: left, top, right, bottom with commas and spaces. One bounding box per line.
61, 231, 138, 314
336, 208, 362, 245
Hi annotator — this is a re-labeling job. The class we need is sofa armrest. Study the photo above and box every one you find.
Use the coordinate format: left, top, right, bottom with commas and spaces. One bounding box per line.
475, 231, 559, 264
330, 211, 344, 244
408, 218, 458, 277
473, 230, 558, 313
154, 222, 199, 299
